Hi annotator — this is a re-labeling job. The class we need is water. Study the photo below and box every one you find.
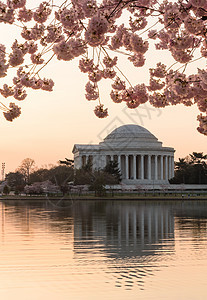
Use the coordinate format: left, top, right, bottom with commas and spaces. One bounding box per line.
0, 199, 207, 300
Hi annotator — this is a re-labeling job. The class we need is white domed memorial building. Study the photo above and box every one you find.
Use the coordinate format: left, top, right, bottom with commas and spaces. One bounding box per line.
72, 124, 175, 185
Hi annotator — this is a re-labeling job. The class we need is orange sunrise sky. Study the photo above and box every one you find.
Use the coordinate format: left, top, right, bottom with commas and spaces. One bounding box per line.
0, 0, 206, 174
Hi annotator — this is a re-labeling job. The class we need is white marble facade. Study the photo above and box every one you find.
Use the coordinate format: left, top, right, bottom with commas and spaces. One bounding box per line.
72, 124, 175, 185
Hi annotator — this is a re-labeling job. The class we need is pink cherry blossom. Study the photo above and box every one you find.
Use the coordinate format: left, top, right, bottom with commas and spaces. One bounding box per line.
85, 81, 99, 100
126, 99, 140, 109
9, 48, 24, 67
94, 104, 108, 118
128, 54, 145, 67
88, 69, 102, 82
85, 14, 108, 45
110, 25, 124, 50
130, 34, 149, 54
111, 77, 126, 90
31, 53, 44, 65
129, 16, 147, 32
27, 41, 38, 54
102, 68, 116, 79
0, 61, 8, 78
7, 0, 26, 9
197, 114, 207, 135
31, 78, 43, 90
133, 84, 148, 104
163, 3, 182, 30
41, 78, 54, 91
189, 0, 207, 8
0, 0, 205, 134
14, 85, 27, 100
103, 56, 117, 68
81, 0, 97, 18
148, 77, 165, 91
149, 92, 168, 108
53, 38, 86, 61
184, 16, 205, 35
110, 90, 122, 103
198, 69, 207, 85
33, 2, 51, 24
59, 8, 78, 29
79, 58, 94, 73
150, 63, 166, 78
0, 84, 14, 97
20, 75, 33, 87
171, 49, 193, 64
3, 102, 21, 121
18, 7, 33, 22
0, 3, 14, 24
45, 25, 63, 43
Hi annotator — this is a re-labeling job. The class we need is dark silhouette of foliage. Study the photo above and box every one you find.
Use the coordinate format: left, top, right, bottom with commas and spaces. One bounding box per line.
103, 160, 121, 183
170, 152, 207, 184
59, 158, 74, 167
30, 168, 50, 183
5, 172, 26, 189
74, 168, 93, 185
3, 184, 10, 195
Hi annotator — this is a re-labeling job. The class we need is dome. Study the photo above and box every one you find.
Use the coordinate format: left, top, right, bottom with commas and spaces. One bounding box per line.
104, 124, 157, 141
100, 124, 162, 149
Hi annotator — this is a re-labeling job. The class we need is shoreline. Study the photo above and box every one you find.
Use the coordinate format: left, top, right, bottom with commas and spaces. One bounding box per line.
0, 195, 207, 201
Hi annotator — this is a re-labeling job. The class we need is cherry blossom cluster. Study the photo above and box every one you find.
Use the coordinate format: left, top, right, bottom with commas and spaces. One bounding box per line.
0, 0, 206, 135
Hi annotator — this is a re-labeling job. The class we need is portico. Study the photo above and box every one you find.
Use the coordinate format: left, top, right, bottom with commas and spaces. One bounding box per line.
73, 124, 175, 184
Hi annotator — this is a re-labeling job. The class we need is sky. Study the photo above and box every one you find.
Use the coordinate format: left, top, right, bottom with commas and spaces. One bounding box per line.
0, 1, 206, 175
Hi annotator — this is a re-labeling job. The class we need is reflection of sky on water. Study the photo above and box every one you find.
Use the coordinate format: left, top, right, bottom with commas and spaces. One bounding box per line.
1, 200, 207, 298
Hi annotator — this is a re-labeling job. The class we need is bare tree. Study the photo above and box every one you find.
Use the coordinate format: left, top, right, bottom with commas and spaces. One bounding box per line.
17, 158, 36, 183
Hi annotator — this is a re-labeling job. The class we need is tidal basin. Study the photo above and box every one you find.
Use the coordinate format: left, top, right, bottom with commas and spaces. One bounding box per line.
0, 199, 207, 300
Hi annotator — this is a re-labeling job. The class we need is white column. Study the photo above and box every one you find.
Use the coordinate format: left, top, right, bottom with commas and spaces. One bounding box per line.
165, 155, 168, 180
160, 155, 163, 180
141, 155, 144, 180
118, 155, 121, 173
104, 155, 107, 168
85, 154, 89, 165
125, 155, 129, 180
169, 156, 172, 179
154, 155, 158, 180
148, 155, 151, 180
171, 156, 174, 178
133, 155, 136, 180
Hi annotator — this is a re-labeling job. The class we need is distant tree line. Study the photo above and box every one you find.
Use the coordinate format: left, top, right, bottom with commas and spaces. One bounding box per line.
4, 157, 121, 195
170, 152, 207, 184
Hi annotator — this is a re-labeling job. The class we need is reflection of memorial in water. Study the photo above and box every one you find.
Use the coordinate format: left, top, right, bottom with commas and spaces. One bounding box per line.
73, 202, 175, 255
73, 202, 175, 289
105, 203, 175, 256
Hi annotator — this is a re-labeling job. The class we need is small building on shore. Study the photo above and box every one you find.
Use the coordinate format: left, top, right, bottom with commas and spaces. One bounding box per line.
72, 124, 175, 185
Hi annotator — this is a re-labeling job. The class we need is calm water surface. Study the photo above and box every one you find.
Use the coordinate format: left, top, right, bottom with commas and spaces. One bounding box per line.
0, 199, 207, 300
